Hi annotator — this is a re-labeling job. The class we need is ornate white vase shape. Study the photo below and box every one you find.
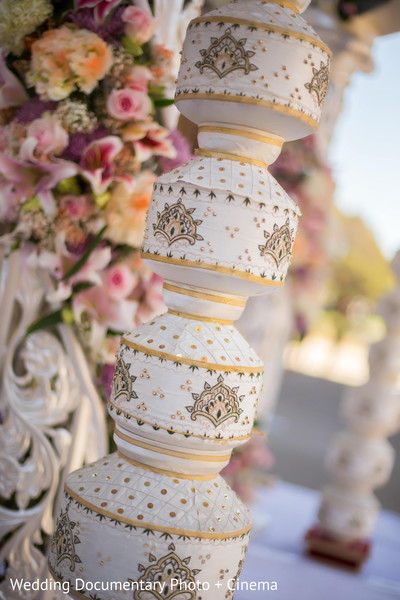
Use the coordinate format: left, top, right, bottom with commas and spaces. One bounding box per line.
48, 1, 329, 597
307, 252, 400, 565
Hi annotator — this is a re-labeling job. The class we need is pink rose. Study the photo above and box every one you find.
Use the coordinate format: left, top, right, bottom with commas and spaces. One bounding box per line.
103, 264, 137, 299
21, 114, 68, 158
126, 65, 153, 92
106, 88, 152, 121
122, 6, 154, 44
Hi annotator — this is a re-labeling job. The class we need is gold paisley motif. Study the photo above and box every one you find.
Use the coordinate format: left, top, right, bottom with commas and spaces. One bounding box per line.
134, 545, 200, 600
305, 60, 330, 106
195, 28, 258, 79
187, 375, 244, 427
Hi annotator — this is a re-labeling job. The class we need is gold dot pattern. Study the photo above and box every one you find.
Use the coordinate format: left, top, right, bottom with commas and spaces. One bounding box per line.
143, 158, 300, 290
110, 313, 264, 441
177, 6, 330, 129
64, 454, 251, 536
122, 313, 263, 371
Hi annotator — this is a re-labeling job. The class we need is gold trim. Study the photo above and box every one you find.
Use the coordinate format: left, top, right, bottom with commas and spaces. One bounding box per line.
64, 485, 251, 540
189, 16, 331, 56
115, 428, 231, 463
177, 93, 319, 130
48, 565, 88, 600
142, 252, 285, 288
198, 125, 283, 148
195, 148, 269, 170
269, 0, 300, 12
168, 308, 233, 325
120, 337, 264, 374
253, 427, 265, 437
118, 451, 219, 480
109, 399, 253, 443
163, 282, 247, 307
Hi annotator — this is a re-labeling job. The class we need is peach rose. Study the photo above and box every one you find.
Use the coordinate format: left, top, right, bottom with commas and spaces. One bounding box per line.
28, 26, 113, 100
105, 171, 155, 247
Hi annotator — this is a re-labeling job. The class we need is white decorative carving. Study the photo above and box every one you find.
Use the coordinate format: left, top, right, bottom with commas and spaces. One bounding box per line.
0, 251, 107, 599
1, 3, 204, 594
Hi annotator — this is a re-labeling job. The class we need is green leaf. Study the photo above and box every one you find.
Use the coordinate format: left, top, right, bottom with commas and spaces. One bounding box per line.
61, 225, 107, 281
72, 281, 95, 294
22, 197, 40, 212
27, 309, 63, 336
122, 36, 143, 57
149, 85, 165, 96
152, 97, 175, 107
56, 176, 81, 195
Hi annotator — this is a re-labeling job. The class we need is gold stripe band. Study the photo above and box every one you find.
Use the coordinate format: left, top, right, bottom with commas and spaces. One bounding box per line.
176, 93, 319, 130
115, 428, 231, 463
120, 337, 264, 373
168, 308, 233, 325
253, 427, 265, 437
189, 16, 331, 56
118, 451, 219, 480
198, 125, 283, 148
64, 485, 251, 539
163, 282, 247, 307
195, 148, 269, 170
109, 399, 253, 442
270, 0, 300, 12
142, 252, 285, 288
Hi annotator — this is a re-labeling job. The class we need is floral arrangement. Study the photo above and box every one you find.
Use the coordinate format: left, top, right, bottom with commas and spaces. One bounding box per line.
0, 0, 192, 398
270, 135, 338, 338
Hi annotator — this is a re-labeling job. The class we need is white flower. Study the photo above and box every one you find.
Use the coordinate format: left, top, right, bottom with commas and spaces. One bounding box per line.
55, 100, 98, 134
0, 0, 53, 56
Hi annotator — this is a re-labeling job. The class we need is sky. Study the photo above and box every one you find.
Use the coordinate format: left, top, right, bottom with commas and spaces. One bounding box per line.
328, 31, 400, 260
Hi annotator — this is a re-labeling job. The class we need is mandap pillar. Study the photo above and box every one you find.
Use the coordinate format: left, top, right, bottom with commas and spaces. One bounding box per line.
305, 0, 400, 569
306, 252, 400, 567
48, 1, 330, 598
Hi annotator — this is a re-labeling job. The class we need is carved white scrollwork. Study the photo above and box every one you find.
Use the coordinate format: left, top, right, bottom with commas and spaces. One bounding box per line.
0, 251, 107, 599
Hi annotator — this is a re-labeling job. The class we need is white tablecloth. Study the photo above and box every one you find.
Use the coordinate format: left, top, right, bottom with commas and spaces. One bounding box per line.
235, 481, 400, 600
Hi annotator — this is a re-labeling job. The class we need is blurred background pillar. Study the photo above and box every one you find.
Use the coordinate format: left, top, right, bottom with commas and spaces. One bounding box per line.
306, 252, 400, 567
303, 0, 400, 568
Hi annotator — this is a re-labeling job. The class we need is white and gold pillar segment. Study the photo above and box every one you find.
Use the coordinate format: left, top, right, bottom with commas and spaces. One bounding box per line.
49, 1, 329, 598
